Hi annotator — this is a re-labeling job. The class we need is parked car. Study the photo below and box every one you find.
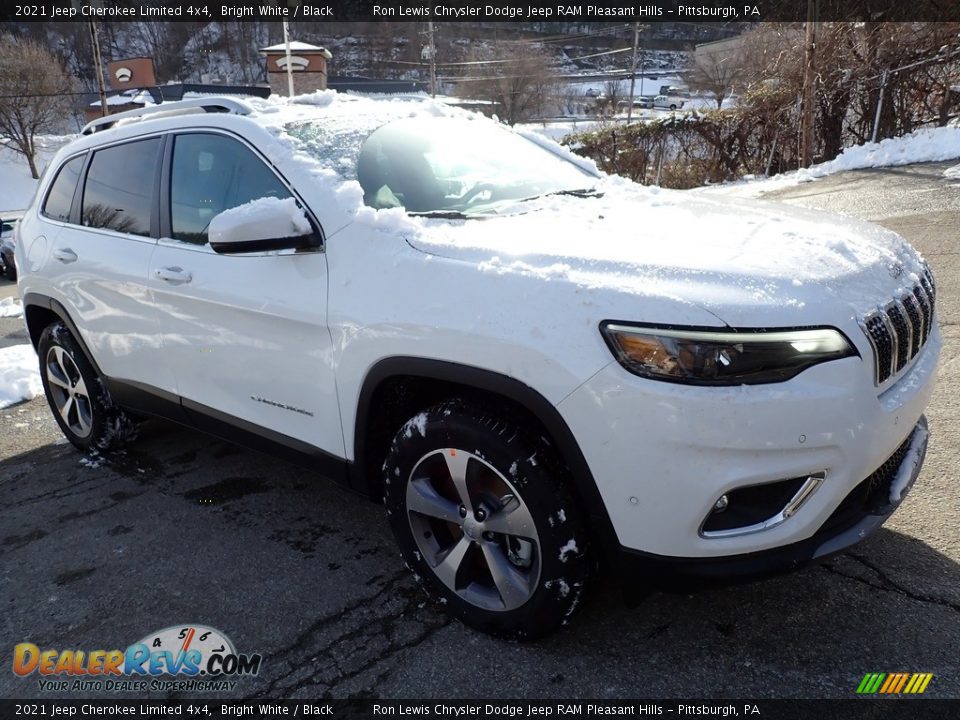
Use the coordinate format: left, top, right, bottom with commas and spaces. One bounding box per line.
617, 96, 655, 110
15, 96, 940, 638
654, 94, 685, 110
1, 217, 18, 280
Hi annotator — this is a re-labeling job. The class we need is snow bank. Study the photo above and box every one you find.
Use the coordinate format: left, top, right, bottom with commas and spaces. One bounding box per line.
703, 126, 960, 198
0, 344, 42, 409
0, 135, 77, 213
0, 297, 23, 318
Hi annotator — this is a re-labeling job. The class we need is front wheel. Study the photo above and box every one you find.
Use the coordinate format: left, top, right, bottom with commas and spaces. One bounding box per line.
383, 400, 591, 639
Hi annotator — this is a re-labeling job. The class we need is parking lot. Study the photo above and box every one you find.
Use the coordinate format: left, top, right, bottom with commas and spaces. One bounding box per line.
1, 161, 959, 700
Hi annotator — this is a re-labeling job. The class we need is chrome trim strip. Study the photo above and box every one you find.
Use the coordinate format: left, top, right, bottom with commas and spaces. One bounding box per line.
893, 297, 913, 365
859, 311, 883, 385
880, 306, 899, 380
910, 289, 928, 346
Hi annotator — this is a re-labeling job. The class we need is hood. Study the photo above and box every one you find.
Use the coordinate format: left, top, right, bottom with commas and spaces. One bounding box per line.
407, 183, 926, 325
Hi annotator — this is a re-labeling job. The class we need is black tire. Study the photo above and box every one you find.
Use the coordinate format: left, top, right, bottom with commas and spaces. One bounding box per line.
1, 257, 14, 281
37, 322, 138, 452
383, 399, 591, 639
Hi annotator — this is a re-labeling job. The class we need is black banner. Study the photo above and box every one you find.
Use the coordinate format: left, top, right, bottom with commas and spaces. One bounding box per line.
2, 700, 960, 719
1, 0, 959, 23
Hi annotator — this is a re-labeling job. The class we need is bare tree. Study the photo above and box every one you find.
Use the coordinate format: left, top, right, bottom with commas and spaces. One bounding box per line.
0, 34, 77, 179
600, 79, 626, 114
688, 38, 748, 108
456, 42, 557, 125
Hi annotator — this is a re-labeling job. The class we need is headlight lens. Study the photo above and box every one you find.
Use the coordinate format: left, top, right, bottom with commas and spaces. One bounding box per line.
601, 323, 858, 385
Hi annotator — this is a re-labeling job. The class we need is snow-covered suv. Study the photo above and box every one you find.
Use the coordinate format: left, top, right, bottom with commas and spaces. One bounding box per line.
16, 95, 940, 638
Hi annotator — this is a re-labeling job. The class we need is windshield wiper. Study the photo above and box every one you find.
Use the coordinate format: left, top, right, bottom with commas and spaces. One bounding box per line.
548, 187, 604, 198
408, 210, 472, 219
520, 188, 604, 202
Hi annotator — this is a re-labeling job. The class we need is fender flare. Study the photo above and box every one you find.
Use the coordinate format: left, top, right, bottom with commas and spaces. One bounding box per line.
22, 292, 104, 377
353, 356, 621, 563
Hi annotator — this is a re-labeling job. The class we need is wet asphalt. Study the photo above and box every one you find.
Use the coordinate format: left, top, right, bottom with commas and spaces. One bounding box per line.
1, 161, 959, 700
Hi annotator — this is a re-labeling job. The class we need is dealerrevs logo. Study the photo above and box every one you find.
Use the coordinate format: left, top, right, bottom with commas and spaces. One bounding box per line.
13, 625, 262, 693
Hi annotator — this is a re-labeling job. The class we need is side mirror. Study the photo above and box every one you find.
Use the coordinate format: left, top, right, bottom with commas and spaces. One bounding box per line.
208, 197, 319, 254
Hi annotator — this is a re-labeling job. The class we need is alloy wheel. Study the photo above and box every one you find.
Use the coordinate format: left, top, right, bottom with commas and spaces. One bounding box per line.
406, 448, 541, 612
45, 345, 93, 438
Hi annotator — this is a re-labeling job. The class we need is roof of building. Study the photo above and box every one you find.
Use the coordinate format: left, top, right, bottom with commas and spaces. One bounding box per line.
260, 41, 332, 57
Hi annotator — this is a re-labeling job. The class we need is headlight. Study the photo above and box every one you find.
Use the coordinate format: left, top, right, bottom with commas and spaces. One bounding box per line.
600, 322, 858, 385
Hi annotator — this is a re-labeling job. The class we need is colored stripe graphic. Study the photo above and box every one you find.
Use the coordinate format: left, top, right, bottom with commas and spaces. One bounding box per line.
857, 673, 886, 694
857, 672, 933, 694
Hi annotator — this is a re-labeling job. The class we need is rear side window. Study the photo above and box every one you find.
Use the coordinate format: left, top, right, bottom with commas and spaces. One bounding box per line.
82, 138, 161, 237
42, 155, 85, 222
170, 133, 291, 244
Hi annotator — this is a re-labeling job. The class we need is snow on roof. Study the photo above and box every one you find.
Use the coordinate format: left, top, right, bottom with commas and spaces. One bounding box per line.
260, 41, 331, 56
89, 90, 156, 107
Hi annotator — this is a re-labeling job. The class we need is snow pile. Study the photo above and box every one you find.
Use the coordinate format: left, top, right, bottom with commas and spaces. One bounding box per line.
889, 425, 929, 504
208, 196, 311, 245
0, 344, 42, 409
703, 126, 960, 198
945, 163, 960, 180
0, 297, 23, 318
291, 90, 338, 108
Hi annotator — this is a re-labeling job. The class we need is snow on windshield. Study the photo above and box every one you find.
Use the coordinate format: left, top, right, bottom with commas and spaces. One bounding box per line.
284, 104, 596, 216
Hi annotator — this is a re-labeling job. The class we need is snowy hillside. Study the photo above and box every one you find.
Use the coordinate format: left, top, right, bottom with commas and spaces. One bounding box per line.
0, 136, 76, 214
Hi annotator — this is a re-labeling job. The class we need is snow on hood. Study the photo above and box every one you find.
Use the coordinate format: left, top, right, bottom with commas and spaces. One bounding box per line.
244, 92, 924, 324
407, 179, 924, 322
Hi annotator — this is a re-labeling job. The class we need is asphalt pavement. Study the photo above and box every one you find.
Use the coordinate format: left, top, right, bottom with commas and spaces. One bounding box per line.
1, 162, 959, 700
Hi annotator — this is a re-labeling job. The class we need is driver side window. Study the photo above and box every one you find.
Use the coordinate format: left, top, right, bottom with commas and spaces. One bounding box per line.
170, 133, 292, 245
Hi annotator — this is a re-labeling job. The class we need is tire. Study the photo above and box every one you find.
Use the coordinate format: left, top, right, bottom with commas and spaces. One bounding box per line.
1, 256, 14, 281
383, 399, 591, 639
37, 322, 138, 452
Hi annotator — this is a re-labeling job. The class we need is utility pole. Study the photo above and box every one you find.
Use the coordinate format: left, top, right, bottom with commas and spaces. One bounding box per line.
88, 21, 109, 117
800, 0, 817, 168
626, 22, 640, 123
282, 19, 295, 98
427, 21, 437, 98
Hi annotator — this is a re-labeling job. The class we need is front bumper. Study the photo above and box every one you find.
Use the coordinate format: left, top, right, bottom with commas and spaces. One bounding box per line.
556, 322, 940, 559
615, 417, 928, 588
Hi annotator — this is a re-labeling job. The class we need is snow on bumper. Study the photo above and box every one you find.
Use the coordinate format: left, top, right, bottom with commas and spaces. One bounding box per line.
557, 325, 941, 558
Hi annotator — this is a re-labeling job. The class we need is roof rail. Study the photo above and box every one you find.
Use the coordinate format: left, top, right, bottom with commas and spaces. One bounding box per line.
81, 97, 254, 135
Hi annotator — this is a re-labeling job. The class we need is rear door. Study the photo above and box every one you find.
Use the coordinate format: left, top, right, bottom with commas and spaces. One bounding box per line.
149, 130, 343, 458
45, 136, 174, 394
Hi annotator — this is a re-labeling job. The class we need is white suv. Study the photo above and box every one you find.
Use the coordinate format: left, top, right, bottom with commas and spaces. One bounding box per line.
15, 96, 940, 638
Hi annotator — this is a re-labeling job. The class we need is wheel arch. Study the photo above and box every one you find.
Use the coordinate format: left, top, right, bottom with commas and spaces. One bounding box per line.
23, 293, 103, 376
351, 356, 621, 563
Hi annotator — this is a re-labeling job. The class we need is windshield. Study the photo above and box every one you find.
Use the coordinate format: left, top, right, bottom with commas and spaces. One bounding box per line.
288, 116, 597, 216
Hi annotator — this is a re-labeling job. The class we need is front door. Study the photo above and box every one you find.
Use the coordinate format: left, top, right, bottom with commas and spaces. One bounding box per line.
149, 131, 343, 459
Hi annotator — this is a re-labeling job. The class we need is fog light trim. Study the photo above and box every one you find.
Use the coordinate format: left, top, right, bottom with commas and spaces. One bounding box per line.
700, 473, 825, 539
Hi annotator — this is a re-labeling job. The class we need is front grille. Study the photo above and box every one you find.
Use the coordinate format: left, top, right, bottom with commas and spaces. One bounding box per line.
861, 266, 936, 385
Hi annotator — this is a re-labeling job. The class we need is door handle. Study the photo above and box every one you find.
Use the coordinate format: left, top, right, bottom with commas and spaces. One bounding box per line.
155, 266, 192, 284
53, 248, 78, 263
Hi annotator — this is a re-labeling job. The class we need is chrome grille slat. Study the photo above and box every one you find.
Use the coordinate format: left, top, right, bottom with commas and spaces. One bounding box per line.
901, 294, 922, 356
912, 285, 930, 344
881, 309, 902, 376
860, 272, 936, 386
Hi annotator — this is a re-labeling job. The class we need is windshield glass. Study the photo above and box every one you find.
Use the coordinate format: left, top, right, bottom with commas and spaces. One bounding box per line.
288, 116, 597, 216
